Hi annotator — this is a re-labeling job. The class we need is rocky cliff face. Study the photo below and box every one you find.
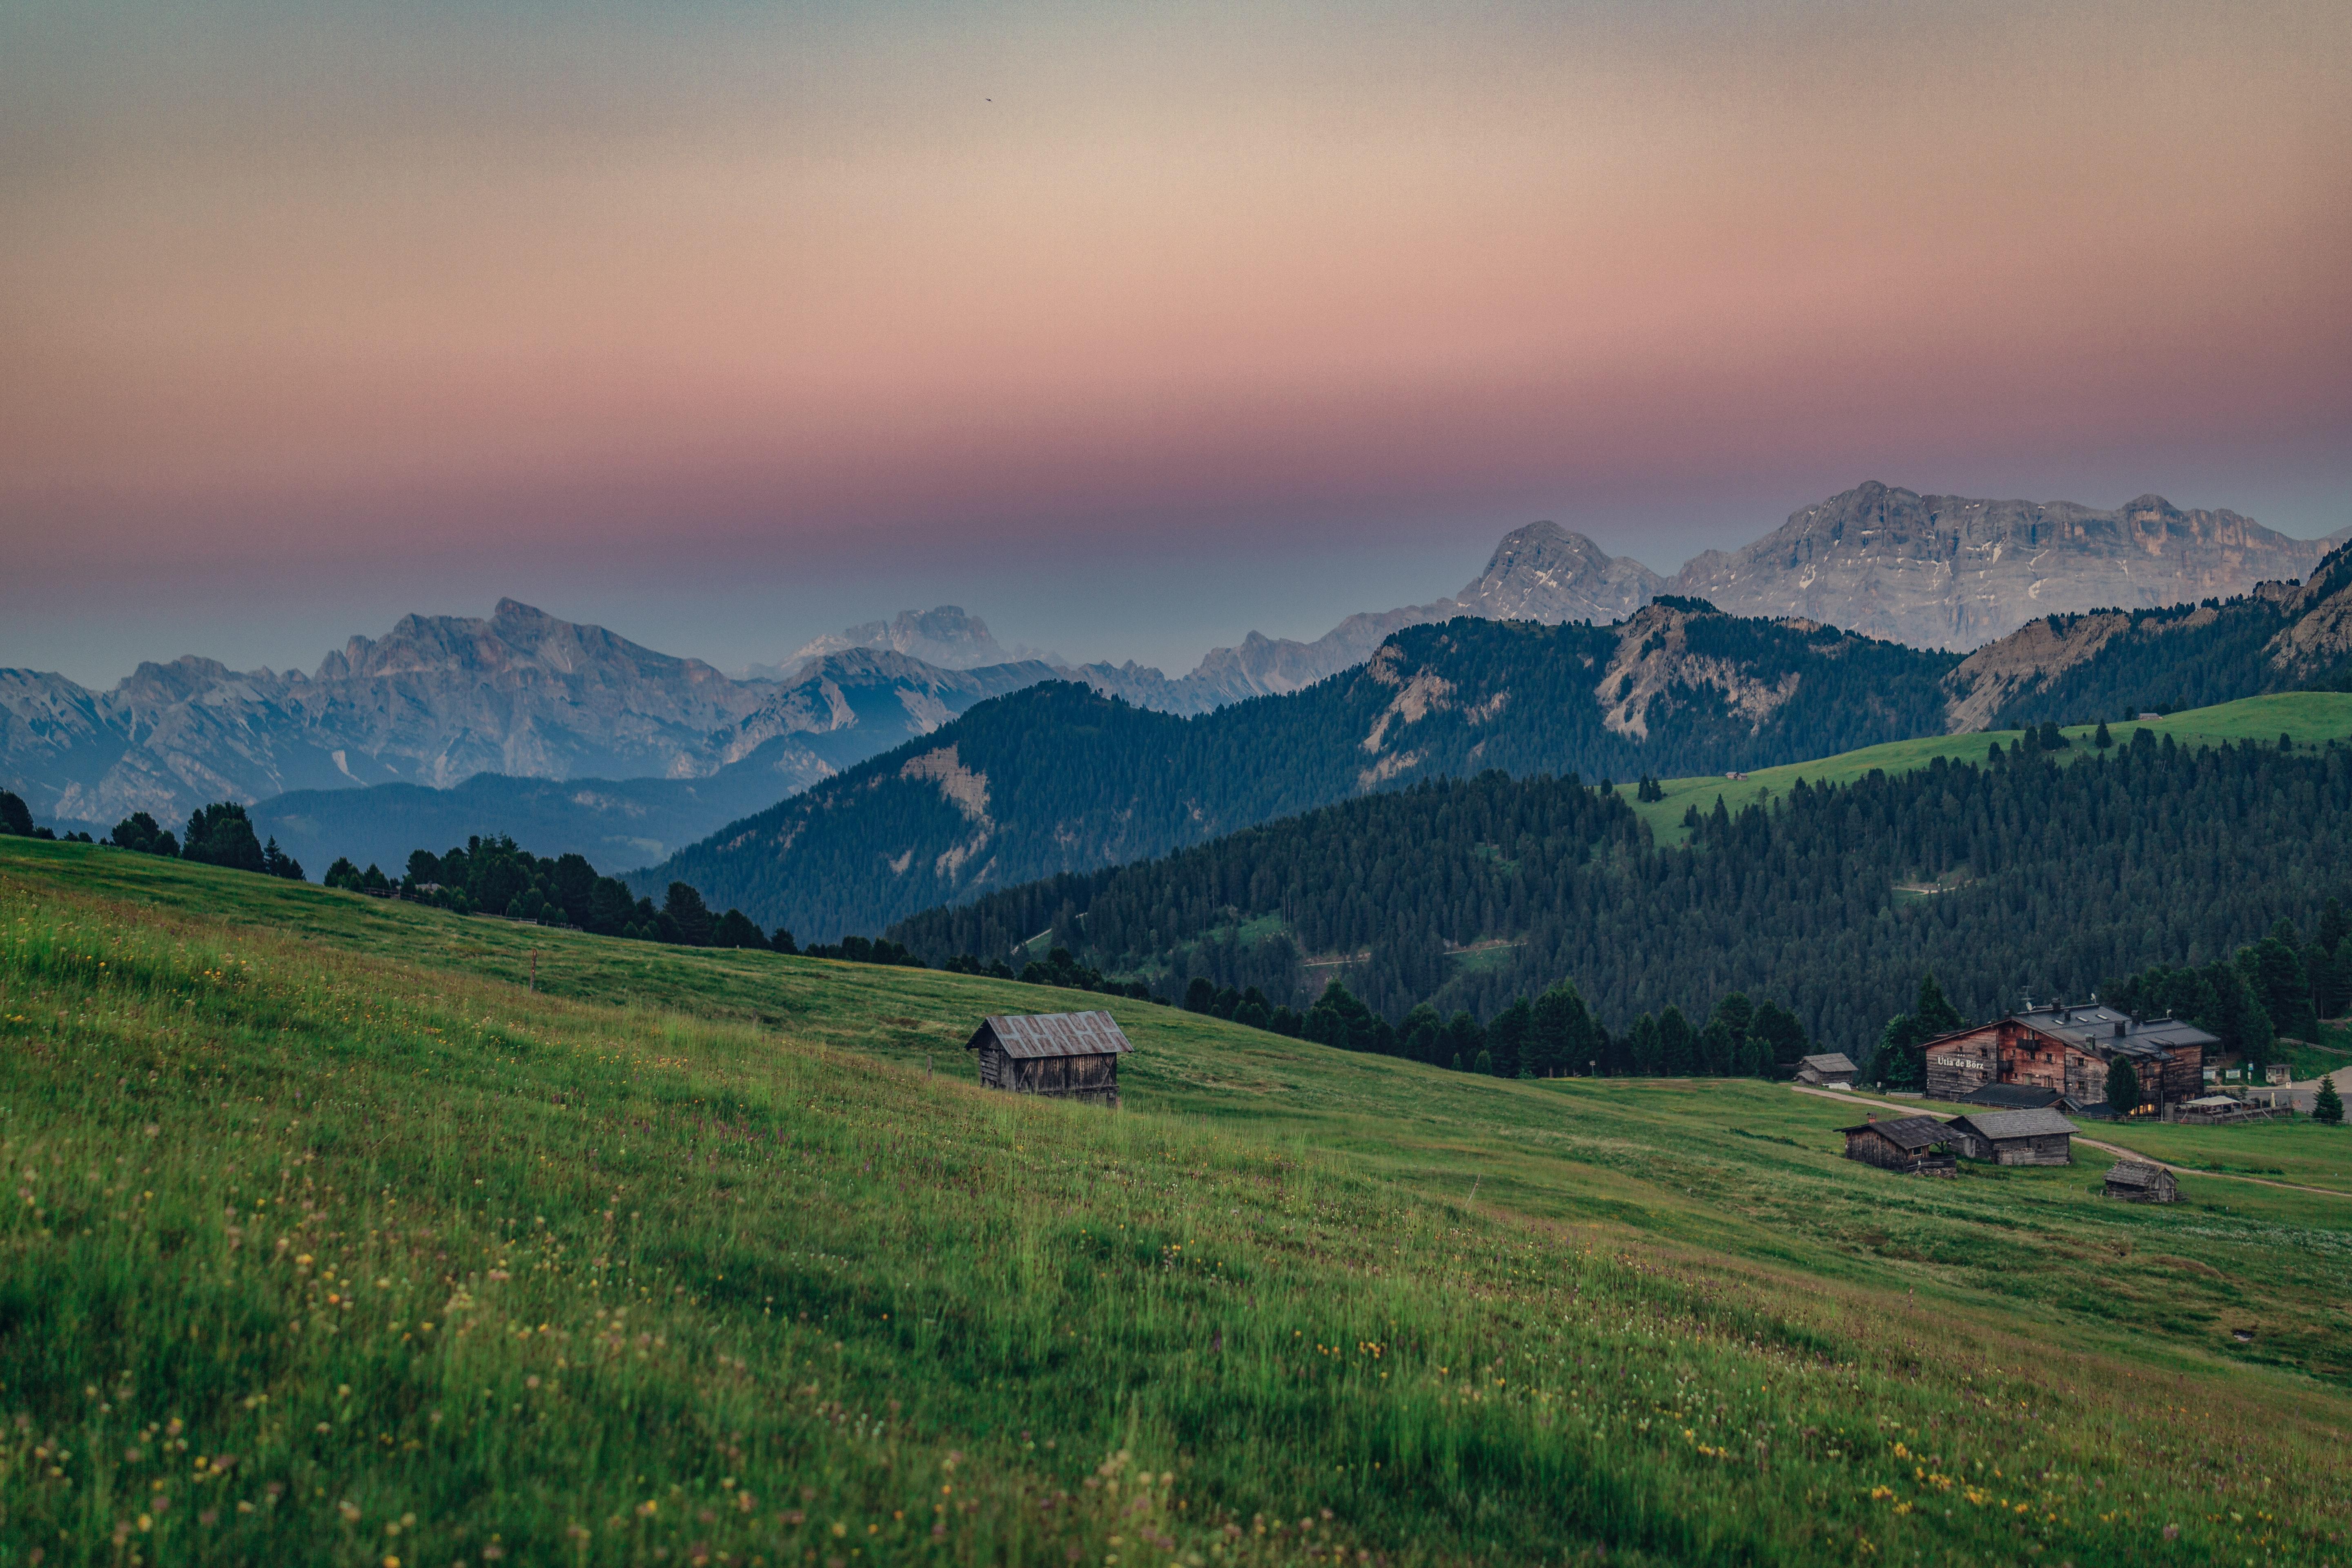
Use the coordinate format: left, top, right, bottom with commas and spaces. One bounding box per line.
1935, 537, 2352, 730
1456, 521, 1665, 623
2265, 540, 2352, 679
1673, 483, 2334, 651
0, 603, 1055, 832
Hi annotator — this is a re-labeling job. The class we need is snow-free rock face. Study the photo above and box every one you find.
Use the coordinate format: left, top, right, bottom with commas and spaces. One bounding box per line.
1671, 483, 2334, 652
2265, 537, 2352, 679
1456, 521, 1665, 624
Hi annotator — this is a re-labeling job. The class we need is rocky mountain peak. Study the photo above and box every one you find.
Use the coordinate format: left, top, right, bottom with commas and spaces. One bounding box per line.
1670, 482, 2333, 650
1456, 521, 1665, 625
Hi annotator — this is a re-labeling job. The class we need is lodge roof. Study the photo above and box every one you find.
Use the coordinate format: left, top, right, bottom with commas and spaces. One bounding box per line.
965, 1011, 1136, 1061
2011, 1003, 2218, 1058
1799, 1052, 1859, 1075
1947, 1108, 2078, 1141
1839, 1114, 1950, 1151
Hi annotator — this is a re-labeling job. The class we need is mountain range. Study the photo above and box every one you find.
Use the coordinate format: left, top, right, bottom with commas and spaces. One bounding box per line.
2, 603, 1057, 847
7, 481, 2342, 868
1080, 483, 2348, 709
637, 525, 2352, 942
635, 605, 1968, 938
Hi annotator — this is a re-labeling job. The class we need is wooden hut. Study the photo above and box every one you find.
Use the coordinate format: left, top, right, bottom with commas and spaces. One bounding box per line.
964, 1011, 1134, 1107
1838, 1115, 1956, 1176
2104, 1160, 2179, 1203
1942, 1108, 2078, 1165
1795, 1052, 1859, 1088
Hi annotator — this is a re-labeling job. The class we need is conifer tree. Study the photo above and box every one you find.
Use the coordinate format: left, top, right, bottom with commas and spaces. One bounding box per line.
1913, 973, 1964, 1036
664, 881, 715, 947
1630, 1013, 1664, 1075
1659, 1005, 1697, 1076
2105, 1057, 2141, 1117
2316, 1075, 2344, 1127
1489, 997, 1534, 1077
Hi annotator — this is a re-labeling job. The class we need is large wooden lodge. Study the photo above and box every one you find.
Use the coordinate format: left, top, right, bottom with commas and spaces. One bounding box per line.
1923, 1000, 2212, 1116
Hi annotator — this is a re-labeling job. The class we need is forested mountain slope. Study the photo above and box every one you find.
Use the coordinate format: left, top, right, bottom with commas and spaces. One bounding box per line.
641, 606, 1960, 936
893, 722, 2352, 1057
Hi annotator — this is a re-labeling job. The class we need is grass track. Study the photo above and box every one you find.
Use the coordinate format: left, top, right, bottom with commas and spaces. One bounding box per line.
5, 838, 2352, 1564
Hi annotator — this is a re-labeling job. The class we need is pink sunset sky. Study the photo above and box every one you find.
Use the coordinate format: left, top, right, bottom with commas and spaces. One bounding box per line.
4, 0, 2349, 684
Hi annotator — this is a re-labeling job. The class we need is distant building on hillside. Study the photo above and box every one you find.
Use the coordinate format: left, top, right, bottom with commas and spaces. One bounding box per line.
2105, 1160, 2179, 1203
1923, 1002, 2210, 1115
964, 1011, 1133, 1107
1795, 1052, 1859, 1088
1942, 1108, 2078, 1165
1839, 1114, 1956, 1176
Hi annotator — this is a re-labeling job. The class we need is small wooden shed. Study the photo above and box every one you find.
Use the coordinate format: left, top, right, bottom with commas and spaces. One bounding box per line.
2105, 1160, 2179, 1203
1839, 1114, 1956, 1176
1795, 1052, 1859, 1088
1943, 1108, 2078, 1165
964, 1011, 1134, 1107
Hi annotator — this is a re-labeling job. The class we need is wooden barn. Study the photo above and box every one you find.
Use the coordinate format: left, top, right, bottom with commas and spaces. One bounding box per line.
1795, 1052, 1859, 1088
1942, 1107, 2078, 1165
1839, 1115, 1957, 1176
2105, 1160, 2179, 1203
964, 1011, 1134, 1107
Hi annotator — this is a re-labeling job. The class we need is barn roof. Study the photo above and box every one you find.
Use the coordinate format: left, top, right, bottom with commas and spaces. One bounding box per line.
1949, 1108, 2078, 1140
1840, 1114, 1949, 1150
2106, 1160, 2169, 1188
1799, 1052, 1858, 1075
966, 1011, 1136, 1060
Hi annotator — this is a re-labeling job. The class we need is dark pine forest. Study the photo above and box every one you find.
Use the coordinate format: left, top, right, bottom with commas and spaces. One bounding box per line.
891, 729, 2352, 1059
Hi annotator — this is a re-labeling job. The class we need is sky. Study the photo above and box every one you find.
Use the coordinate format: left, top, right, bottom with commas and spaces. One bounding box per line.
4, 0, 2349, 686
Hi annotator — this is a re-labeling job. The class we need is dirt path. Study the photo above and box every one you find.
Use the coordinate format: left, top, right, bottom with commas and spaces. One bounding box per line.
1788, 1084, 2352, 1199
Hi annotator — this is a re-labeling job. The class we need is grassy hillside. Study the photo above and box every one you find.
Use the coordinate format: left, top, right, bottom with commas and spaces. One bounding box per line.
6, 839, 2352, 1564
1620, 691, 2352, 846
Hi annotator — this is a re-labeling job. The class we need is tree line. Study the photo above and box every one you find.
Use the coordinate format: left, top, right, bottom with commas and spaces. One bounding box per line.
4, 798, 312, 880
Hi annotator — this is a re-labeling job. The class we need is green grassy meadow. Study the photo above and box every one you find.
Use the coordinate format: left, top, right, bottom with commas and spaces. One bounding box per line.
6, 839, 2352, 1564
1618, 691, 2352, 846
